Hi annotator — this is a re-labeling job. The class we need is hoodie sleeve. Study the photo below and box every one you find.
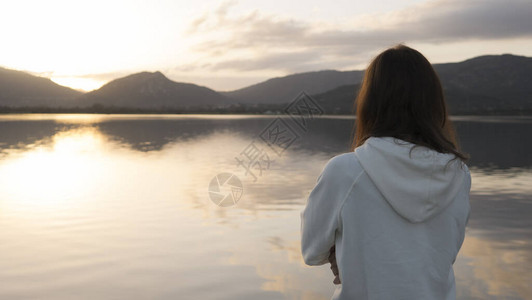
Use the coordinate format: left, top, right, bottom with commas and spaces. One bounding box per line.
300, 155, 355, 266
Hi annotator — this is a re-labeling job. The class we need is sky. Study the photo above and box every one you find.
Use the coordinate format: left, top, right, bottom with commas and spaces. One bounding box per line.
1, 0, 531, 92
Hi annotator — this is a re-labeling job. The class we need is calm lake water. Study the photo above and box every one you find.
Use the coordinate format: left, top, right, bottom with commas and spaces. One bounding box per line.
0, 114, 530, 300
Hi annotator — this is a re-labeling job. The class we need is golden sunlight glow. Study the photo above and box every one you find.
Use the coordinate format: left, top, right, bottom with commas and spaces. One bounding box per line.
0, 128, 105, 208
51, 77, 106, 92
0, 0, 193, 90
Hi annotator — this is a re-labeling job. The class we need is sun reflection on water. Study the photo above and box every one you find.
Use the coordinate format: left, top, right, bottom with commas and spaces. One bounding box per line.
0, 127, 106, 208
0, 115, 529, 300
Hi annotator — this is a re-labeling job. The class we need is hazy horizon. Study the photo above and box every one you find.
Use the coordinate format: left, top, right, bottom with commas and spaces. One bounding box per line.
1, 52, 528, 94
1, 0, 532, 92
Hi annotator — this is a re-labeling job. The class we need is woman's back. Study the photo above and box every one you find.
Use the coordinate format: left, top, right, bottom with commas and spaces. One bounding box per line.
300, 44, 471, 299
301, 136, 471, 299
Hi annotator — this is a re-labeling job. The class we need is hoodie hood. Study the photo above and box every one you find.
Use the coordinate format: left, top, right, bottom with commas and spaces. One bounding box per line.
354, 136, 467, 223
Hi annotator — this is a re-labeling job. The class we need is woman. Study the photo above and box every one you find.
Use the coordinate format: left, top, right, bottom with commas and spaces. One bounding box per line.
300, 45, 471, 300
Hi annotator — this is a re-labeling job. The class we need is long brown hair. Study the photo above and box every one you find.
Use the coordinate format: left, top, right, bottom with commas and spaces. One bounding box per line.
351, 44, 468, 162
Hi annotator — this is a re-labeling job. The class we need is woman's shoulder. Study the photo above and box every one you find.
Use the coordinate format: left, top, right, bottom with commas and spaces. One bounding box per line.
321, 152, 365, 182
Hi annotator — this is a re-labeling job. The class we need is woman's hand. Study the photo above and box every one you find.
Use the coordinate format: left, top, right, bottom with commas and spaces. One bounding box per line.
328, 246, 341, 285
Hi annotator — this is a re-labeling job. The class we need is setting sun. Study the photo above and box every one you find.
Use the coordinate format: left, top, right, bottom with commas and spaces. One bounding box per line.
51, 77, 107, 92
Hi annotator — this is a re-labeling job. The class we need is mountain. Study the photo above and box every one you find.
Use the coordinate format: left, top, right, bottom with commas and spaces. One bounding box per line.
313, 84, 360, 114
434, 54, 532, 114
1, 54, 530, 114
0, 67, 82, 107
83, 71, 228, 109
311, 54, 532, 115
221, 70, 364, 104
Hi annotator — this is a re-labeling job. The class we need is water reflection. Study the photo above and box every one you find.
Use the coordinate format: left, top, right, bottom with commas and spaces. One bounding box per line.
456, 230, 532, 299
0, 114, 530, 299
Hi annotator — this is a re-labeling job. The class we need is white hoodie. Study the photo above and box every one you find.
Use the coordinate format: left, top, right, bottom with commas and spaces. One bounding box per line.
301, 136, 471, 300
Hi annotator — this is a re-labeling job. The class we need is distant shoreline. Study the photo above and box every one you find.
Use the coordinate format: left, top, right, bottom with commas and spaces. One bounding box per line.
0, 109, 530, 117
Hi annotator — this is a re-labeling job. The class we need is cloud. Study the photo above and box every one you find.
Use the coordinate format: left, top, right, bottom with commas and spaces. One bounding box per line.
211, 51, 333, 73
180, 0, 532, 73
